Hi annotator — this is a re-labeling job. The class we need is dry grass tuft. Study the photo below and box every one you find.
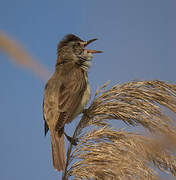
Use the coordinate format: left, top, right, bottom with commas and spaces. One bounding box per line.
0, 31, 50, 81
70, 128, 176, 180
63, 80, 176, 180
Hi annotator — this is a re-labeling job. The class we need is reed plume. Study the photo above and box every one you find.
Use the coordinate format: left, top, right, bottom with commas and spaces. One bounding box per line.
1, 31, 176, 180
63, 80, 176, 180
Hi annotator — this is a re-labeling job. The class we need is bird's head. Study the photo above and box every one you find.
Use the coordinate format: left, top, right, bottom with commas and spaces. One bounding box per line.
56, 34, 103, 70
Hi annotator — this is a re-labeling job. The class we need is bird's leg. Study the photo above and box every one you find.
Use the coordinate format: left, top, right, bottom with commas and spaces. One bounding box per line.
64, 132, 78, 146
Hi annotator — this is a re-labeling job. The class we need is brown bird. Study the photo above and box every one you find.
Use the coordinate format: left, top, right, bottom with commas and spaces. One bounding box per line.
43, 34, 102, 172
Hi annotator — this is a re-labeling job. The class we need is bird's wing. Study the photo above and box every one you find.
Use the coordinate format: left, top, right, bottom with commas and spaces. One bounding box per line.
43, 66, 87, 134
56, 67, 87, 130
43, 75, 62, 135
43, 99, 49, 136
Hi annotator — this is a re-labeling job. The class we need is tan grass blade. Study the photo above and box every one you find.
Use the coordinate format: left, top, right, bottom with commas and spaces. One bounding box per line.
0, 31, 50, 81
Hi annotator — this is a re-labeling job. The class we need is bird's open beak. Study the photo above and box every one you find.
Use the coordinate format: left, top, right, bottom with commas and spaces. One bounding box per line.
83, 39, 103, 54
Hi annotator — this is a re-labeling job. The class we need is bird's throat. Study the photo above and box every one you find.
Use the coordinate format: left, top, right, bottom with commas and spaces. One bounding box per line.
80, 61, 91, 72
79, 51, 93, 71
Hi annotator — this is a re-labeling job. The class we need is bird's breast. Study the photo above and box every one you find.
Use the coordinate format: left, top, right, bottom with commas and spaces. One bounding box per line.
81, 82, 91, 109
80, 74, 91, 111
71, 79, 91, 121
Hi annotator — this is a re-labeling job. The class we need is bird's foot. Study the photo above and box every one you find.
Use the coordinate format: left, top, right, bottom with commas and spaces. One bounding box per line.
64, 132, 78, 146
82, 108, 91, 119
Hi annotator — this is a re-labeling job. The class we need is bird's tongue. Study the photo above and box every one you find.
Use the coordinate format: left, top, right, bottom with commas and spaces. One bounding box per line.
85, 49, 103, 54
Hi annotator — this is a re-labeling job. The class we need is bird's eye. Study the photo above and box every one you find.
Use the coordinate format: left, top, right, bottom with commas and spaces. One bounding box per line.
77, 42, 81, 46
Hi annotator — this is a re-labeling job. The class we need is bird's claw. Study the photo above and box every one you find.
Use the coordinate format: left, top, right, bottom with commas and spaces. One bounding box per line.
64, 132, 78, 146
82, 108, 91, 119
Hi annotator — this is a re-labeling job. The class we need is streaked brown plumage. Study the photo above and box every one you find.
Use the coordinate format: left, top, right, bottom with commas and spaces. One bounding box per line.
43, 34, 102, 172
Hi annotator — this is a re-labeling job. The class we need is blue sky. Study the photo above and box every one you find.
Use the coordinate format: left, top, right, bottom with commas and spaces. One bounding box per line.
0, 0, 176, 179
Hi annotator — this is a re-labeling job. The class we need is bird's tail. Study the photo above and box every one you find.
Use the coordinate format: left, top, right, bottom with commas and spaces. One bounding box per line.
50, 130, 65, 172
